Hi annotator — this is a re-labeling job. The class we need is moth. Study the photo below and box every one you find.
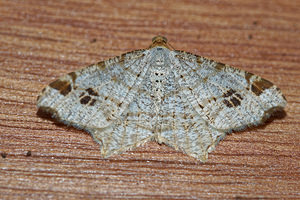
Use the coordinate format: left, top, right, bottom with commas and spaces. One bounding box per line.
37, 36, 286, 161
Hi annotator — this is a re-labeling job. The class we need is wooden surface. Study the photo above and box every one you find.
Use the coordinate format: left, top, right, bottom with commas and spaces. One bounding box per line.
0, 0, 299, 199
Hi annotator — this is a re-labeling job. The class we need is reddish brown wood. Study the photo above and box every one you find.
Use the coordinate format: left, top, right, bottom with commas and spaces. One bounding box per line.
0, 0, 299, 199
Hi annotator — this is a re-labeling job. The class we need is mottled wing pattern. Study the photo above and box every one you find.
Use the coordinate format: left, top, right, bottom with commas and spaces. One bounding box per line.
90, 83, 158, 157
37, 36, 287, 162
173, 51, 286, 132
157, 87, 226, 161
37, 50, 155, 157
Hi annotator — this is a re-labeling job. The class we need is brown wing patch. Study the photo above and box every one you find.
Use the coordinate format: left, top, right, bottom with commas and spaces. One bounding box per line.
215, 62, 226, 71
222, 89, 244, 108
97, 61, 106, 70
251, 84, 262, 96
89, 99, 97, 106
245, 71, 254, 84
223, 99, 233, 108
251, 78, 274, 96
79, 89, 98, 106
68, 72, 77, 85
196, 56, 203, 66
86, 88, 99, 96
49, 79, 72, 96
231, 97, 241, 107
223, 89, 236, 97
256, 78, 273, 89
80, 96, 91, 104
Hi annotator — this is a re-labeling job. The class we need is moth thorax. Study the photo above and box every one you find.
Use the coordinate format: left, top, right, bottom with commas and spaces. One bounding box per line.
150, 67, 167, 100
153, 53, 165, 66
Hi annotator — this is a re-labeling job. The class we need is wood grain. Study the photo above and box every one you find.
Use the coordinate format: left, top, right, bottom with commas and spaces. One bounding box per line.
0, 0, 299, 199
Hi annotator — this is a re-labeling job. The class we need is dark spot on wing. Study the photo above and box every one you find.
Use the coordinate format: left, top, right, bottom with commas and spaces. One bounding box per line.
79, 92, 84, 97
223, 99, 233, 108
222, 88, 244, 107
246, 73, 273, 96
49, 79, 72, 96
68, 72, 77, 84
198, 103, 204, 109
245, 72, 254, 84
89, 99, 96, 106
86, 88, 99, 96
80, 96, 91, 104
251, 84, 262, 96
250, 78, 274, 96
49, 79, 67, 90
223, 89, 236, 97
230, 97, 241, 107
60, 84, 72, 96
256, 78, 273, 90
215, 62, 225, 71
97, 61, 106, 70
235, 93, 243, 100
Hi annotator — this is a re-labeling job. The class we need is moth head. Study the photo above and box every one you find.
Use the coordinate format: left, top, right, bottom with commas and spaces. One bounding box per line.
152, 36, 168, 44
149, 36, 173, 50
